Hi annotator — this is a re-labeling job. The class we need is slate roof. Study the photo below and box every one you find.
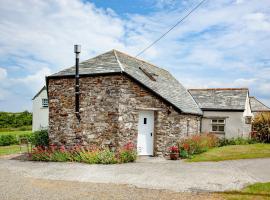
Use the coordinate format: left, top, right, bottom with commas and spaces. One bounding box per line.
250, 96, 270, 112
48, 50, 202, 115
188, 88, 248, 111
32, 86, 46, 100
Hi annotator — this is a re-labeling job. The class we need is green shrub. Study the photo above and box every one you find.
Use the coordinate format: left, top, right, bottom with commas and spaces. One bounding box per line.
0, 111, 32, 129
0, 134, 18, 146
32, 130, 49, 147
179, 149, 189, 158
119, 150, 137, 163
71, 148, 99, 164
18, 133, 34, 143
50, 151, 70, 162
252, 112, 270, 143
118, 142, 137, 163
97, 149, 117, 164
218, 137, 257, 147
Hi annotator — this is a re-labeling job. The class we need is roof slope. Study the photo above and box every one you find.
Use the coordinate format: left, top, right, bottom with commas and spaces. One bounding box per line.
188, 88, 248, 111
32, 86, 46, 100
250, 97, 270, 112
48, 50, 202, 115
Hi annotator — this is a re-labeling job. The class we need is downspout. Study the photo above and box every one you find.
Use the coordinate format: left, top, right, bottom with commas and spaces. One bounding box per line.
74, 45, 81, 122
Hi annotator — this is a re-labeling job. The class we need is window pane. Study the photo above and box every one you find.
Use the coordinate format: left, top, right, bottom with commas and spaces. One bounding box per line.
218, 126, 224, 132
144, 118, 147, 124
212, 119, 217, 123
218, 119, 225, 124
42, 99, 48, 107
212, 125, 218, 131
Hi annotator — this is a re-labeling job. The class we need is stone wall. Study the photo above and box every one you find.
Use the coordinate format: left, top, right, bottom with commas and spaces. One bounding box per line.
48, 74, 201, 156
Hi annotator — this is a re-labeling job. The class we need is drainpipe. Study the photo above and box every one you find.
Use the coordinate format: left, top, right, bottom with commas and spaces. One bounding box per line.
187, 118, 190, 136
74, 45, 81, 121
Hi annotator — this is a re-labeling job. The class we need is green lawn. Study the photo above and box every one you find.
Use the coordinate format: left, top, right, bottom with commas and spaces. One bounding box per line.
188, 144, 270, 162
0, 130, 32, 136
0, 125, 32, 132
221, 182, 270, 200
0, 145, 29, 156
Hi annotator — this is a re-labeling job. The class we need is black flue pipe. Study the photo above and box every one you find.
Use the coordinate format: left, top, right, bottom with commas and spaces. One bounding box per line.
74, 45, 81, 121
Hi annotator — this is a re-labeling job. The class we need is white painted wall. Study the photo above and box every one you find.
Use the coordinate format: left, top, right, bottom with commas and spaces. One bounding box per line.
32, 89, 49, 131
201, 111, 252, 138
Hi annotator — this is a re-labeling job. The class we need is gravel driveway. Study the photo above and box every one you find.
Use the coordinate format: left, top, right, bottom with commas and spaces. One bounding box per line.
0, 156, 270, 199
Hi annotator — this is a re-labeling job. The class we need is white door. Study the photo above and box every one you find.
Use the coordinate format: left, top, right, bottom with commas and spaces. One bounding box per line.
137, 111, 154, 155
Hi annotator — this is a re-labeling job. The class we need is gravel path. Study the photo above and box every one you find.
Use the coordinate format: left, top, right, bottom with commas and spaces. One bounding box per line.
1, 156, 270, 199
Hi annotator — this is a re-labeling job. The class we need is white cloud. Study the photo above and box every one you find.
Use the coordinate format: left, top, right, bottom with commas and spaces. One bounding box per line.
0, 0, 270, 110
13, 67, 52, 92
0, 67, 7, 80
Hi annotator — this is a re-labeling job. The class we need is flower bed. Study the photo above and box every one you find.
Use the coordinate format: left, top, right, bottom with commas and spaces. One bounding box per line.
178, 133, 219, 158
29, 142, 137, 164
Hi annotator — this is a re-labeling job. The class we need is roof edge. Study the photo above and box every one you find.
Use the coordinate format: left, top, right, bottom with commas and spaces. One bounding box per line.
32, 86, 46, 100
250, 96, 270, 111
188, 88, 249, 91
202, 108, 245, 112
123, 72, 202, 116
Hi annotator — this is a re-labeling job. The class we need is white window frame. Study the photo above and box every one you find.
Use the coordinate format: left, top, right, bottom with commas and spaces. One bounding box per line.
211, 119, 225, 133
42, 98, 48, 108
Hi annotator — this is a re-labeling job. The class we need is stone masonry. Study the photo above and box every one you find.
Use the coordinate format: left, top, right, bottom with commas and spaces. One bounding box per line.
48, 74, 200, 156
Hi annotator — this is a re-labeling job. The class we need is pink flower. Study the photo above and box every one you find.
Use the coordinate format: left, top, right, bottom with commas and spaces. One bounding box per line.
60, 145, 66, 153
168, 146, 179, 153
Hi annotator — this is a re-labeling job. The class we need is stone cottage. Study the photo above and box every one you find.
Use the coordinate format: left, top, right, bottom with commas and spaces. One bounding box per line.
46, 50, 202, 156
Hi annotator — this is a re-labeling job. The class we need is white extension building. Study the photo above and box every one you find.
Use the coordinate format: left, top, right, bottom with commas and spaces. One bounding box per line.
32, 86, 49, 131
189, 88, 254, 138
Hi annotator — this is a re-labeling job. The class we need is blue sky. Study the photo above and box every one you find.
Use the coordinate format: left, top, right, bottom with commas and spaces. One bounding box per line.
0, 0, 270, 111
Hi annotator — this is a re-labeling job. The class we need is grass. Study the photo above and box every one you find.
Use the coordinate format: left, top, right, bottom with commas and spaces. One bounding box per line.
0, 130, 32, 136
0, 125, 32, 132
188, 144, 270, 162
0, 145, 29, 156
220, 182, 270, 200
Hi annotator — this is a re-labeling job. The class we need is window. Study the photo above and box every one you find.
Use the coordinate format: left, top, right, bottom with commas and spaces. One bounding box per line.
42, 98, 48, 108
245, 116, 252, 124
144, 118, 147, 124
211, 119, 225, 133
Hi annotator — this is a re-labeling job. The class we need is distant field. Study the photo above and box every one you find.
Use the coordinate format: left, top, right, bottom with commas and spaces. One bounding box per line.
0, 130, 32, 136
0, 125, 32, 132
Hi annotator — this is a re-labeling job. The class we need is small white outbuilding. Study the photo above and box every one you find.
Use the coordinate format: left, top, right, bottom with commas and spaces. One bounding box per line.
32, 86, 48, 131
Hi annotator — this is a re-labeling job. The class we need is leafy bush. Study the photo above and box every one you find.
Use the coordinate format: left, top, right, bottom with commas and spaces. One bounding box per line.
32, 130, 49, 147
0, 132, 34, 146
18, 133, 34, 143
0, 111, 32, 129
252, 112, 270, 143
178, 133, 219, 157
30, 142, 137, 164
118, 142, 137, 163
97, 149, 117, 164
0, 134, 18, 146
179, 149, 189, 158
218, 137, 257, 147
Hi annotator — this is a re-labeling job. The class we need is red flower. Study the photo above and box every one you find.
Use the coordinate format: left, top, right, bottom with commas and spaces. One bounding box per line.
124, 142, 135, 151
168, 145, 179, 153
182, 143, 190, 151
60, 145, 66, 152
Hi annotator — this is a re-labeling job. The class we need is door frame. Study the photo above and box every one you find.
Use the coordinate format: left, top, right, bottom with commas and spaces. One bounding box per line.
137, 110, 155, 156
